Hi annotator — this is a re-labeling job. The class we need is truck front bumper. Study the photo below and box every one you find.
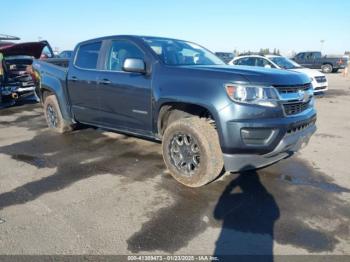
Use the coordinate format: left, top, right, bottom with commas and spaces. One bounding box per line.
223, 121, 316, 172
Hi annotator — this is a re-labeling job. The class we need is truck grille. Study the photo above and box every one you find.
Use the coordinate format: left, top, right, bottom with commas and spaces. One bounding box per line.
315, 76, 327, 83
274, 83, 311, 94
283, 101, 311, 116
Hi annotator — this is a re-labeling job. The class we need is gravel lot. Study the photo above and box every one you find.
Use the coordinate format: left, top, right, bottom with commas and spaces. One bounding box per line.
0, 73, 350, 260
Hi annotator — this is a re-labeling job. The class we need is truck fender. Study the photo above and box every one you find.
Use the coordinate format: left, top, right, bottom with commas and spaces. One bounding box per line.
39, 73, 74, 124
155, 98, 224, 144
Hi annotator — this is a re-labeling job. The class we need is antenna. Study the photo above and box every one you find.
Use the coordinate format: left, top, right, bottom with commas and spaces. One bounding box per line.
0, 34, 20, 41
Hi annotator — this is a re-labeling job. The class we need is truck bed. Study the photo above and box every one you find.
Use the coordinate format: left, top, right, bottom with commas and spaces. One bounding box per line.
33, 59, 68, 81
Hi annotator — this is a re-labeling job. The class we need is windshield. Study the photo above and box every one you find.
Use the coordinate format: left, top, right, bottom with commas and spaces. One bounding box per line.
270, 57, 302, 69
142, 37, 224, 66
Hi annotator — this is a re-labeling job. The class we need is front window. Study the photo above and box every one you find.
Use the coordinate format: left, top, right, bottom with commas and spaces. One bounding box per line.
142, 37, 224, 66
269, 57, 302, 69
105, 40, 144, 71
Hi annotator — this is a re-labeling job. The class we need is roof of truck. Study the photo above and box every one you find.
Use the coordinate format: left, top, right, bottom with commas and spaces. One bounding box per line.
77, 35, 192, 45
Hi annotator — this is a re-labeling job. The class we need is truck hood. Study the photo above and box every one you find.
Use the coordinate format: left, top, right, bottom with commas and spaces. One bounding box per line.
0, 41, 48, 59
181, 65, 311, 86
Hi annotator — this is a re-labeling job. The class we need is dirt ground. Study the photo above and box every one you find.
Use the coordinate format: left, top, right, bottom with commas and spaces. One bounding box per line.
0, 73, 350, 260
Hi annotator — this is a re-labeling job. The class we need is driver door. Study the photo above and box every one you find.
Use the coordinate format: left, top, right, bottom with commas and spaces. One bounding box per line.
97, 39, 152, 133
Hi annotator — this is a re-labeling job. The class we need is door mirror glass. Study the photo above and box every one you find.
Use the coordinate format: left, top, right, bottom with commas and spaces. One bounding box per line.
264, 64, 272, 68
123, 58, 146, 73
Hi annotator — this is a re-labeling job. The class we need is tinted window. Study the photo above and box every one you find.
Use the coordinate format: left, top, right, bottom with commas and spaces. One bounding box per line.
256, 58, 273, 67
270, 57, 301, 69
297, 53, 305, 59
235, 57, 256, 66
59, 51, 73, 58
305, 52, 314, 60
313, 52, 321, 59
105, 40, 144, 71
75, 42, 101, 69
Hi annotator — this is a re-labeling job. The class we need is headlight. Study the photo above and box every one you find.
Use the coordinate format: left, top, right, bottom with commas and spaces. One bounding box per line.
225, 84, 279, 107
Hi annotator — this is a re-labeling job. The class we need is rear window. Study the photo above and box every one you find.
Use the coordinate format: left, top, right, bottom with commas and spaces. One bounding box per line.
75, 42, 101, 69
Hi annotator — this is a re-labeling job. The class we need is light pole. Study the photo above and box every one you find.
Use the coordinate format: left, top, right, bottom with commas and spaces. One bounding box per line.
320, 40, 325, 52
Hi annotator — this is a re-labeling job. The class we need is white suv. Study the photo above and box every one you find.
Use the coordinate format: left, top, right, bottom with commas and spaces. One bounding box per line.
229, 55, 328, 94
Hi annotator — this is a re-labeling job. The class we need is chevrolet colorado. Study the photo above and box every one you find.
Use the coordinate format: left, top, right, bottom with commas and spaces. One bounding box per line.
33, 35, 316, 187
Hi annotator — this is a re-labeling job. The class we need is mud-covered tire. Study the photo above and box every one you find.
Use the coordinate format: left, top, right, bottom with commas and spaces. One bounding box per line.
162, 117, 224, 187
321, 64, 333, 73
43, 94, 73, 133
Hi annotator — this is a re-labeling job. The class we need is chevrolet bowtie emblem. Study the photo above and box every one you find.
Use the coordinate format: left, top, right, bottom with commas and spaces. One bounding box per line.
298, 90, 310, 102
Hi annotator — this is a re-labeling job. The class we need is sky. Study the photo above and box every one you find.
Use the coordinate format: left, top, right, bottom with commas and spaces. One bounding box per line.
2, 0, 350, 55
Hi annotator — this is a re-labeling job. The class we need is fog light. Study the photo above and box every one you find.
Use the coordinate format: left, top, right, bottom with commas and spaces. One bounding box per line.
241, 128, 277, 146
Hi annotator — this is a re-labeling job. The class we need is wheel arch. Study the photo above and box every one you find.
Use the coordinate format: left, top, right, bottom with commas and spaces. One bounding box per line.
322, 62, 334, 67
156, 100, 222, 141
39, 74, 74, 124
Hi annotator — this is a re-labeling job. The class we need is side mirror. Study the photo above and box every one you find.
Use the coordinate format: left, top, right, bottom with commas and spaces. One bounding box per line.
122, 58, 146, 73
264, 64, 272, 68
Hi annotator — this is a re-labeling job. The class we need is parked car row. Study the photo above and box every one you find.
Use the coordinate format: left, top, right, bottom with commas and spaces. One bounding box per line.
229, 55, 328, 94
216, 50, 349, 94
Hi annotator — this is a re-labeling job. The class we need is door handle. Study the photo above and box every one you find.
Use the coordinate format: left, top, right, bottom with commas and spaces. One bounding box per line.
71, 76, 78, 82
98, 79, 111, 85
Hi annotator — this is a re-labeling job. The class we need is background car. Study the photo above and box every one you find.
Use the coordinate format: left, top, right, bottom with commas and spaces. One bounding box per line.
0, 40, 52, 106
293, 51, 348, 73
229, 55, 328, 94
57, 50, 73, 59
215, 52, 234, 64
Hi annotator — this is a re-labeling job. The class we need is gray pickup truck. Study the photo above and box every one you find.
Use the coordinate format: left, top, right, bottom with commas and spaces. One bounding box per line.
293, 51, 348, 73
33, 35, 316, 187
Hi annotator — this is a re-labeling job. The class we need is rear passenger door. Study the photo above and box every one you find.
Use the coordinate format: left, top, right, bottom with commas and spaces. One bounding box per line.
302, 52, 315, 68
67, 41, 103, 124
96, 39, 152, 133
312, 52, 322, 69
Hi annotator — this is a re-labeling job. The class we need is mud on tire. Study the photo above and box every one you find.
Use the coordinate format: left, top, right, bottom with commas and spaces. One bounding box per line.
162, 117, 224, 187
43, 94, 73, 133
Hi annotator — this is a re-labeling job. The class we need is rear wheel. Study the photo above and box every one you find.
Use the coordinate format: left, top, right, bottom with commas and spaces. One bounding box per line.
162, 117, 224, 187
321, 64, 333, 73
43, 94, 74, 133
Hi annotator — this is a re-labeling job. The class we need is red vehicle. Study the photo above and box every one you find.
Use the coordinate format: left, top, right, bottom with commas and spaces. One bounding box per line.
0, 40, 53, 106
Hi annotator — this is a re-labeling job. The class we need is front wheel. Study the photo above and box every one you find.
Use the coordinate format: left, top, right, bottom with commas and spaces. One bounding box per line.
162, 117, 224, 187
